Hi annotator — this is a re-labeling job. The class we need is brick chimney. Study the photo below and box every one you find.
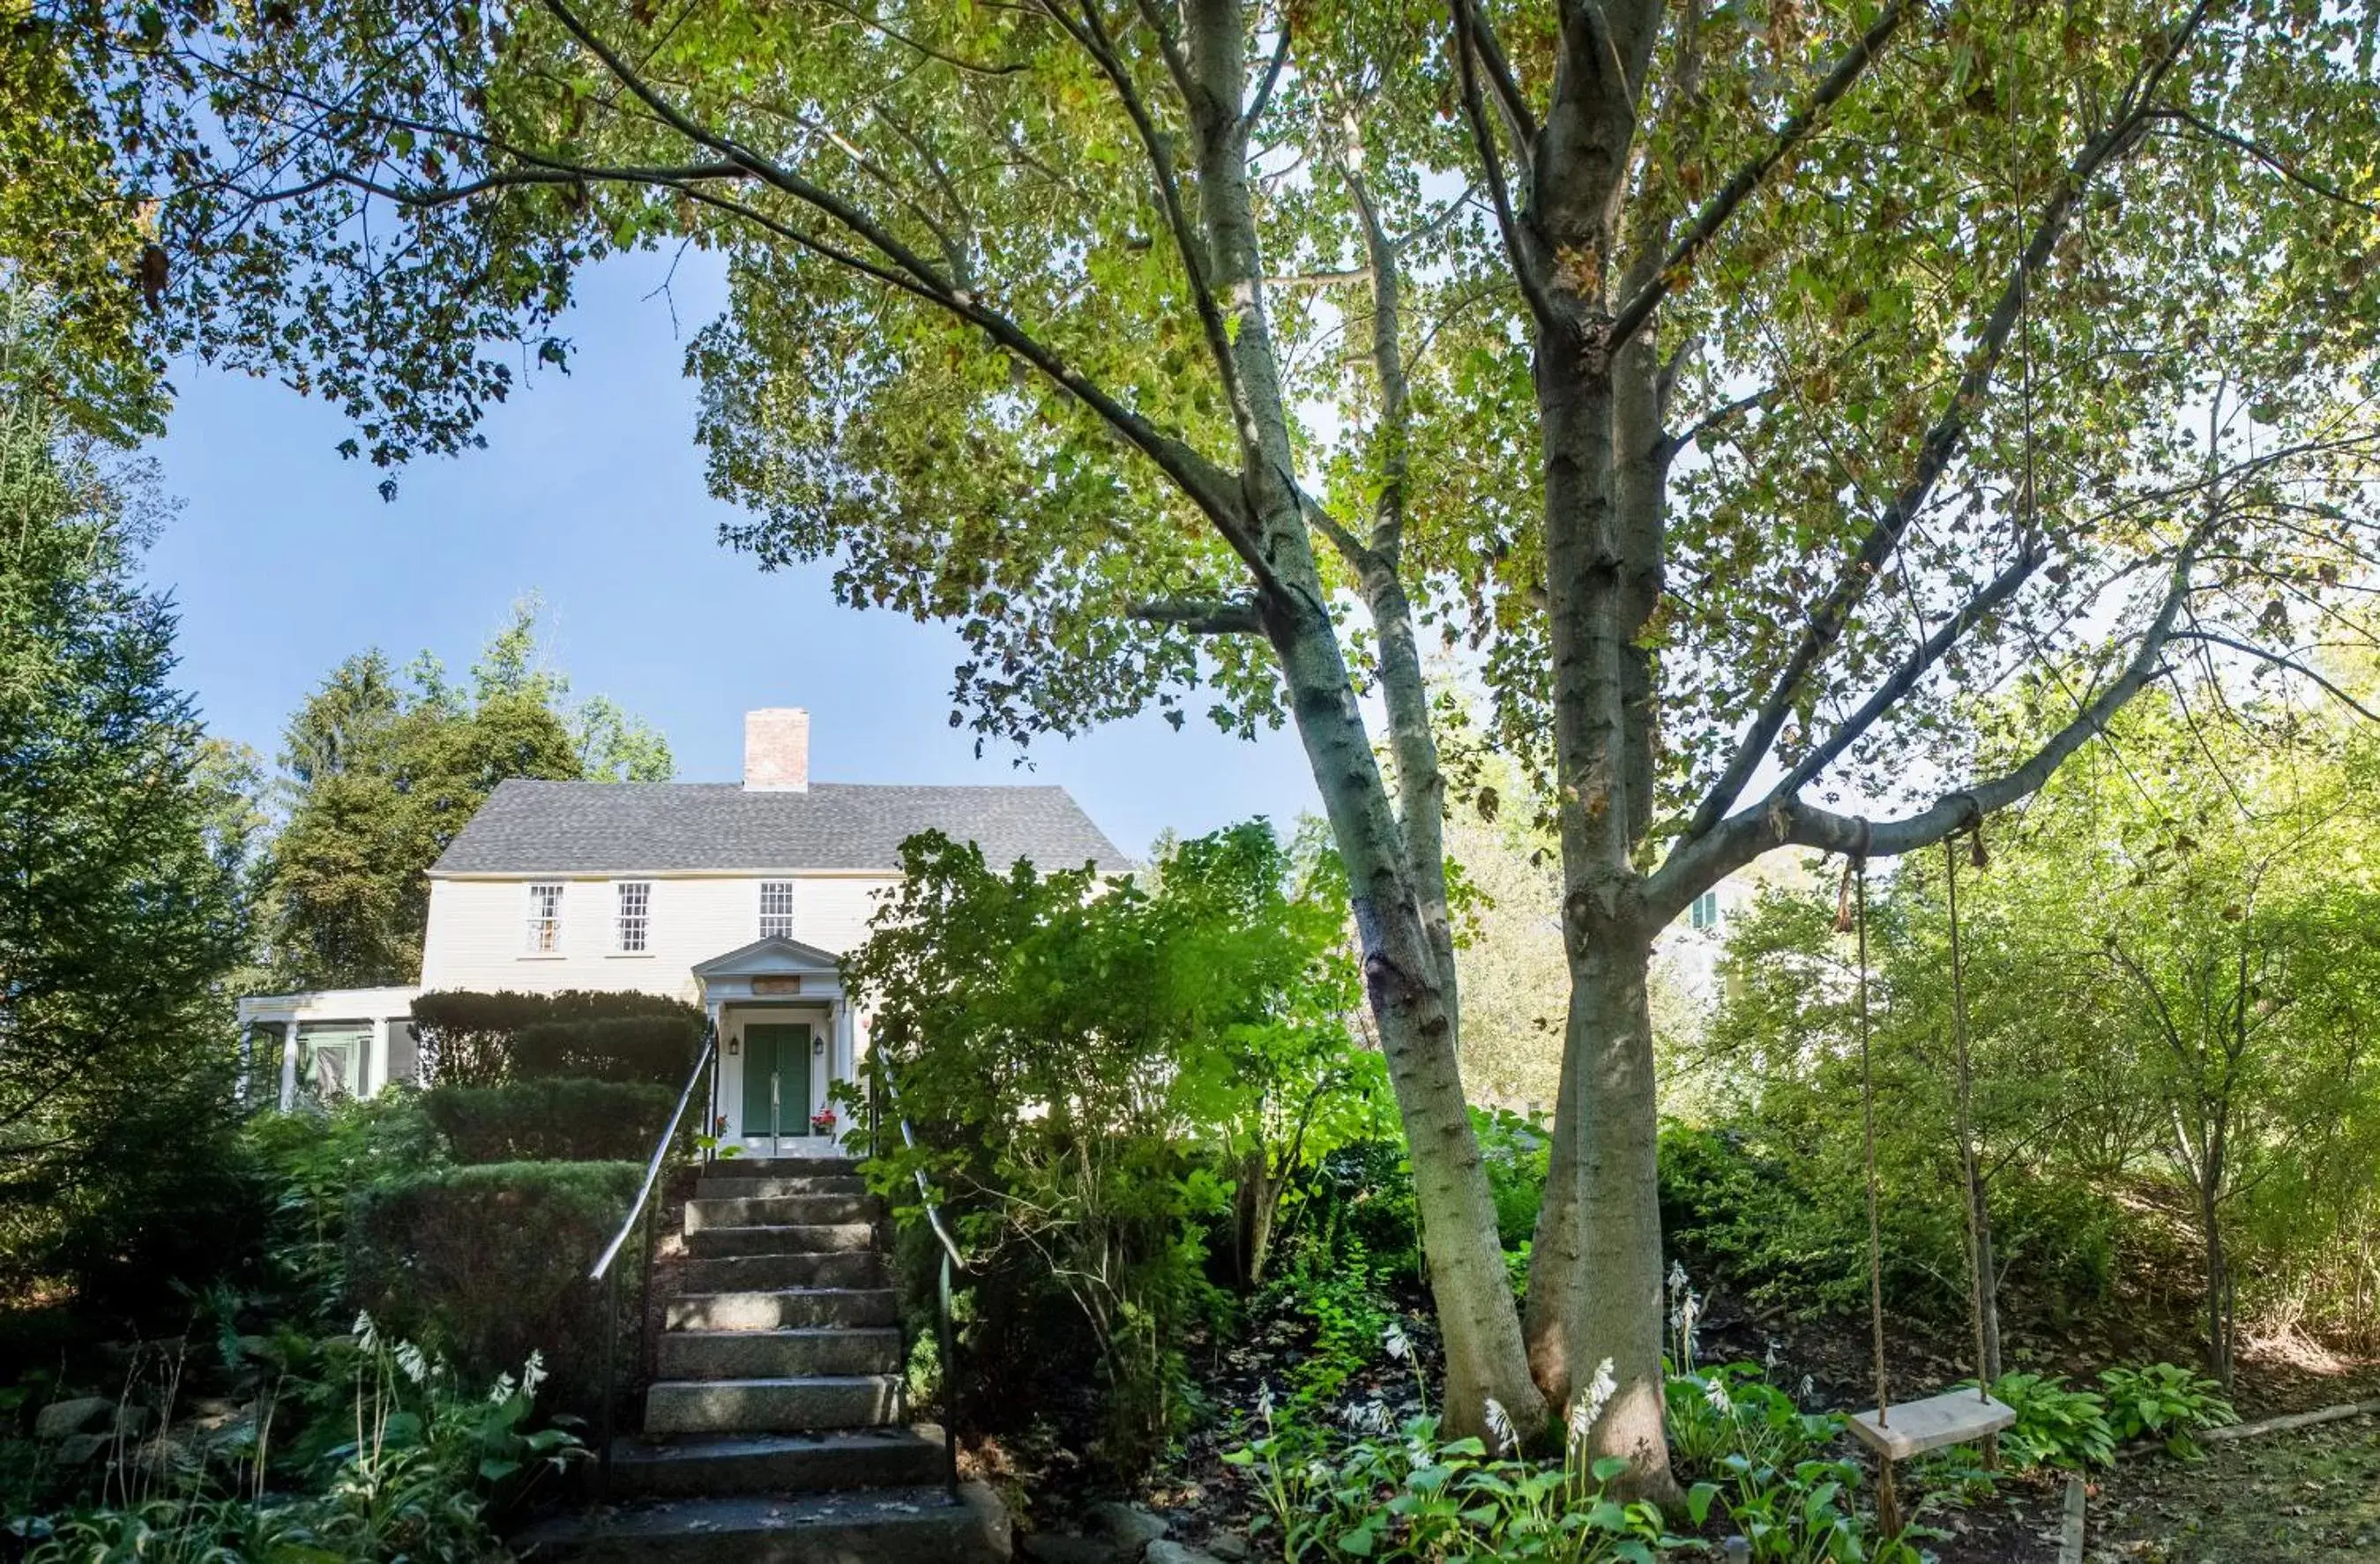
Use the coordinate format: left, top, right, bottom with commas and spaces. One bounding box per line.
742, 708, 810, 793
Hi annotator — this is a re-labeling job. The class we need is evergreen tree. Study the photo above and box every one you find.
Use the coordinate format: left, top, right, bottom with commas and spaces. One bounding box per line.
0, 293, 253, 1313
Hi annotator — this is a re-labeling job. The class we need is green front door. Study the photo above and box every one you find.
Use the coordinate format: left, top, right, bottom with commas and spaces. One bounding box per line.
741, 1023, 811, 1140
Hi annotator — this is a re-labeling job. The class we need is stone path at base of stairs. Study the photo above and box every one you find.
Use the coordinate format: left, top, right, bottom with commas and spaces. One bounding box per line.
514, 1156, 1010, 1564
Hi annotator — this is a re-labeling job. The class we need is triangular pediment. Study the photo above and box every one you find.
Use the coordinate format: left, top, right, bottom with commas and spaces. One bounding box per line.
692, 935, 844, 979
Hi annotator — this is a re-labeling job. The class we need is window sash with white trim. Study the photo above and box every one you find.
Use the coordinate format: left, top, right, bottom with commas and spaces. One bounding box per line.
526, 883, 564, 952
616, 881, 652, 953
759, 881, 797, 940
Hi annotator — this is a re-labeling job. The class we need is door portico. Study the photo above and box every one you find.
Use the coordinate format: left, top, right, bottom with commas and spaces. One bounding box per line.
694, 935, 860, 1158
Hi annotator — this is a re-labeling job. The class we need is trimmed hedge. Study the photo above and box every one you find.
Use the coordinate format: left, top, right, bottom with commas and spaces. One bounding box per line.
421, 1079, 677, 1163
411, 989, 704, 1086
348, 1159, 641, 1414
512, 1016, 701, 1084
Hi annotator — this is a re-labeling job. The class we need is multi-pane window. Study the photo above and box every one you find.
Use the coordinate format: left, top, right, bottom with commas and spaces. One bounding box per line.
526, 883, 564, 952
299, 1022, 371, 1099
616, 881, 652, 953
759, 881, 797, 940
1690, 890, 1721, 932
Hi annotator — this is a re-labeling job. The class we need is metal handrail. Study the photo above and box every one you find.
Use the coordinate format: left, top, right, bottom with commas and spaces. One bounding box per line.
593, 1027, 717, 1283
593, 1025, 718, 1500
868, 1051, 965, 1503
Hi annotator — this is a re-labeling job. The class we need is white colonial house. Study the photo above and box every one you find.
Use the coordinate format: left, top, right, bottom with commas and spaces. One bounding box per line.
237, 707, 1124, 1154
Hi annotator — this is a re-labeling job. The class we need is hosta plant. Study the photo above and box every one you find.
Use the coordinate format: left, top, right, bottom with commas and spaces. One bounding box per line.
1665, 1364, 1841, 1475
2096, 1364, 2238, 1459
1984, 1373, 2116, 1471
1225, 1375, 1682, 1562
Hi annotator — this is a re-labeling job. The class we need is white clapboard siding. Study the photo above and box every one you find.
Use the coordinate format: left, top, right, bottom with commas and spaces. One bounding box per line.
419, 874, 896, 1000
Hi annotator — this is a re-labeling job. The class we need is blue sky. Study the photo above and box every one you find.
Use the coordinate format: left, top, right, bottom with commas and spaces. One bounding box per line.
141, 249, 1320, 860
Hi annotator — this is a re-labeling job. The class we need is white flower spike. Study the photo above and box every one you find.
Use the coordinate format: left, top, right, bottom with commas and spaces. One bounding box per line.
1568, 1357, 1619, 1458
1484, 1397, 1517, 1457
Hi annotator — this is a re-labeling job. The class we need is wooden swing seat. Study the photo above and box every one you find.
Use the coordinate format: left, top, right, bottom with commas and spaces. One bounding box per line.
1847, 1389, 2018, 1461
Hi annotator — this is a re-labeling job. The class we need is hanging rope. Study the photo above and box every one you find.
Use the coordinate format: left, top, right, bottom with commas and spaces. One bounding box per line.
1946, 836, 1991, 1387
1847, 838, 1899, 1537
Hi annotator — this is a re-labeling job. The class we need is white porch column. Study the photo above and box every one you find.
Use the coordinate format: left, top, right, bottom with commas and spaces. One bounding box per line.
279, 1022, 301, 1111
368, 1017, 391, 1099
706, 999, 728, 1142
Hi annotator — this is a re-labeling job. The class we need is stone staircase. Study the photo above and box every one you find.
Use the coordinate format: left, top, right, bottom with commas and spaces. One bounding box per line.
517, 1156, 1010, 1563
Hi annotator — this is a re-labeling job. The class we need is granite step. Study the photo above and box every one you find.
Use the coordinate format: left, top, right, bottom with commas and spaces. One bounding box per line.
684, 1194, 877, 1233
658, 1328, 902, 1382
604, 1426, 949, 1500
665, 1288, 898, 1332
683, 1252, 882, 1293
511, 1482, 1008, 1563
705, 1156, 857, 1177
644, 1374, 906, 1435
687, 1223, 876, 1259
697, 1176, 869, 1201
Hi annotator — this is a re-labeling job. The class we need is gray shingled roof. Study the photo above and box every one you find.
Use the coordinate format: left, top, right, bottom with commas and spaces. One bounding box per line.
428, 780, 1127, 875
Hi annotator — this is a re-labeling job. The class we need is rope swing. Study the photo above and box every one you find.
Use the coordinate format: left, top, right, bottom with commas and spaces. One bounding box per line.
1839, 825, 2016, 1539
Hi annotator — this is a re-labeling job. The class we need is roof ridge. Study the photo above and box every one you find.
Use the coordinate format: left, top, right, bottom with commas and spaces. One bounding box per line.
438, 772, 1123, 875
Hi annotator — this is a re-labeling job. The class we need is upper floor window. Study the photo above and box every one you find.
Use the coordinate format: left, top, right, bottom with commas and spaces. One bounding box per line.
526, 883, 564, 952
616, 881, 652, 953
1690, 890, 1721, 932
759, 881, 796, 941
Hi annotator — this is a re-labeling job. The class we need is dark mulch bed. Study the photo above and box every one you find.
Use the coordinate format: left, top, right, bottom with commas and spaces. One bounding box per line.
971, 1261, 2378, 1560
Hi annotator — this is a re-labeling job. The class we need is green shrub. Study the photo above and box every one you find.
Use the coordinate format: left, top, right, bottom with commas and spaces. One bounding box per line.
1475, 1106, 1548, 1250
1260, 1238, 1395, 1410
421, 1080, 676, 1163
347, 1160, 640, 1416
1309, 1139, 1421, 1275
509, 1017, 702, 1085
1699, 1451, 1911, 1564
2096, 1363, 2237, 1458
849, 823, 1382, 1483
409, 991, 704, 1086
1987, 1371, 2115, 1471
248, 1091, 449, 1314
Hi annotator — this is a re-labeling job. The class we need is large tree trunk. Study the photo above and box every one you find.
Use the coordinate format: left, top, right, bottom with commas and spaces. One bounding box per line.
1274, 610, 1546, 1436
1173, 0, 1545, 1438
1532, 933, 1673, 1489
1526, 312, 1678, 1494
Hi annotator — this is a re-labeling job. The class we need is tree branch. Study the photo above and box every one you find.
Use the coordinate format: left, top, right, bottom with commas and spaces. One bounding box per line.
1130, 597, 1266, 633
1343, 159, 1410, 554
1773, 539, 2048, 797
1465, 3, 1539, 154
1649, 542, 2199, 923
2149, 107, 2376, 212
1680, 37, 2199, 841
2169, 629, 2380, 723
1658, 378, 1777, 461
804, 0, 1032, 75
1607, 0, 1911, 350
1244, 20, 1292, 132
1449, 0, 1556, 330
533, 0, 1257, 555
1050, 0, 1265, 471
